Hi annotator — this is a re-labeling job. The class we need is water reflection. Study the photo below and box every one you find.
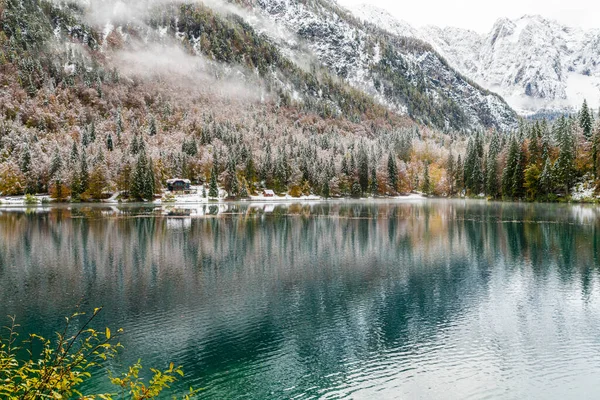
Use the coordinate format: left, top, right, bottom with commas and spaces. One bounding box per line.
1, 200, 600, 399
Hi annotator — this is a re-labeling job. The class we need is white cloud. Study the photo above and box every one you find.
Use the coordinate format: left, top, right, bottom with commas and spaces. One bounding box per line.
337, 0, 599, 33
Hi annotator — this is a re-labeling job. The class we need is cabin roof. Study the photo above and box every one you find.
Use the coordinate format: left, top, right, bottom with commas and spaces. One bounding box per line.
263, 189, 275, 195
167, 178, 191, 184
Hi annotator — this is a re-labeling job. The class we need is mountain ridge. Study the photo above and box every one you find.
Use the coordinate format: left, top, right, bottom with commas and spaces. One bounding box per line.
347, 3, 600, 116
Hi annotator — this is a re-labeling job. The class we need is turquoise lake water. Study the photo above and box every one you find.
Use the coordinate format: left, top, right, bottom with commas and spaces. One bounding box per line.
1, 200, 600, 399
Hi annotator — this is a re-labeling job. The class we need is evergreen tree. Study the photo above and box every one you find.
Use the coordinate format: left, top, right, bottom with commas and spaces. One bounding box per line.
470, 157, 484, 195
130, 134, 140, 155
502, 137, 519, 198
387, 152, 398, 192
446, 151, 455, 196
580, 99, 593, 139
488, 134, 501, 160
20, 144, 31, 175
208, 167, 219, 198
592, 128, 600, 178
148, 115, 157, 136
351, 181, 362, 198
455, 155, 464, 194
89, 120, 96, 142
370, 167, 378, 196
511, 145, 525, 198
182, 137, 198, 157
129, 147, 155, 201
422, 162, 432, 195
486, 154, 500, 199
463, 138, 475, 191
239, 177, 249, 198
78, 149, 90, 194
69, 142, 80, 167
341, 156, 350, 176
554, 116, 575, 195
230, 175, 239, 198
539, 157, 554, 198
106, 134, 114, 151
528, 122, 542, 166
357, 148, 369, 193
321, 179, 330, 199
245, 153, 256, 183
50, 146, 62, 178
115, 109, 123, 142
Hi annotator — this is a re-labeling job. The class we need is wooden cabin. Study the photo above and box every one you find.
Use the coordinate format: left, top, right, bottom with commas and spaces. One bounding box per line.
167, 179, 192, 193
263, 189, 275, 197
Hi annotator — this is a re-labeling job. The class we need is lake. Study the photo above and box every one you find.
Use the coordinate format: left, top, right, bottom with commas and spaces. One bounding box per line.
1, 200, 600, 399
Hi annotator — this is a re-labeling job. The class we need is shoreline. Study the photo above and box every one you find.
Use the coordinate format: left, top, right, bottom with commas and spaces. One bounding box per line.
0, 193, 428, 207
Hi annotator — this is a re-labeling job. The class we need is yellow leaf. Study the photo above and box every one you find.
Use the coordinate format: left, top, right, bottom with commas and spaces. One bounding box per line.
105, 327, 111, 340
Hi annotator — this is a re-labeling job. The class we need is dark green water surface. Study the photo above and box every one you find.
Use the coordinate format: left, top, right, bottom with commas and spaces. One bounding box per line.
1, 200, 600, 399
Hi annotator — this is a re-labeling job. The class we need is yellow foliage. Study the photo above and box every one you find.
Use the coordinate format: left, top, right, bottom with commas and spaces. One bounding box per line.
0, 162, 26, 196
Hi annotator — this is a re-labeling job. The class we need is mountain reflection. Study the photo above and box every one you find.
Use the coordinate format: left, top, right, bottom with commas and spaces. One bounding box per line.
1, 200, 600, 398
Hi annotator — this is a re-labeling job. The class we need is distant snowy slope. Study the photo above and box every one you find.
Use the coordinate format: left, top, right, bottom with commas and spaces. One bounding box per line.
346, 4, 600, 115
243, 0, 517, 131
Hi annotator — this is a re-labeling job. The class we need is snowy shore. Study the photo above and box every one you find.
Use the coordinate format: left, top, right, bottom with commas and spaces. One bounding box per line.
0, 192, 426, 206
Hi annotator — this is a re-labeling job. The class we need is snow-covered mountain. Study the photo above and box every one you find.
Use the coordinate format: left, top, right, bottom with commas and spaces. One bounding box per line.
239, 0, 517, 131
348, 4, 600, 116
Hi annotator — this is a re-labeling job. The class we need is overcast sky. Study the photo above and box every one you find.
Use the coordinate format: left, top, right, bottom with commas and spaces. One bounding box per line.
337, 0, 598, 33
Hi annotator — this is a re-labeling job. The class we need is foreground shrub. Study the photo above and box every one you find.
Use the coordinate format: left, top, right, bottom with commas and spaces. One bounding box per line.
0, 308, 198, 399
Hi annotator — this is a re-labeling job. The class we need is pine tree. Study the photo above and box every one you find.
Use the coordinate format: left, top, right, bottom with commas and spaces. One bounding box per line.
208, 167, 219, 198
106, 134, 114, 151
79, 149, 89, 195
148, 115, 157, 136
89, 120, 96, 142
115, 109, 123, 142
539, 157, 554, 198
130, 147, 155, 201
182, 137, 198, 157
357, 148, 369, 193
245, 154, 256, 183
351, 181, 362, 198
511, 145, 525, 198
470, 157, 484, 195
455, 155, 464, 194
502, 137, 519, 198
130, 134, 140, 155
341, 156, 350, 176
446, 151, 455, 196
528, 122, 542, 166
593, 128, 600, 178
554, 115, 575, 195
463, 138, 475, 191
486, 154, 500, 199
239, 177, 249, 198
579, 99, 593, 140
230, 175, 239, 198
20, 144, 31, 175
321, 179, 330, 199
50, 146, 62, 178
370, 167, 378, 196
387, 152, 398, 193
422, 162, 432, 195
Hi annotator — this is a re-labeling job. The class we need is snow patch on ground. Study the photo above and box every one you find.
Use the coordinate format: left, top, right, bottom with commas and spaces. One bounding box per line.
571, 179, 598, 202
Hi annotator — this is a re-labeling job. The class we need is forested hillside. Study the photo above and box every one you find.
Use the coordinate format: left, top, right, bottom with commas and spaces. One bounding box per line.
0, 0, 599, 202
